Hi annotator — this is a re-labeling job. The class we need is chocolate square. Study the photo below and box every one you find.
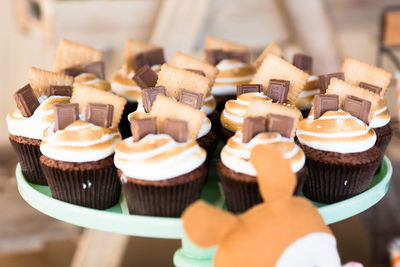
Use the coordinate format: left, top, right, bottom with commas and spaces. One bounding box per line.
359, 82, 382, 95
13, 84, 40, 117
205, 49, 226, 65
86, 103, 114, 128
53, 103, 79, 131
178, 89, 203, 109
236, 84, 263, 97
49, 85, 72, 97
146, 48, 165, 66
62, 66, 82, 77
133, 65, 158, 89
164, 118, 188, 142
293, 53, 312, 73
267, 114, 294, 138
318, 72, 344, 94
81, 61, 105, 79
313, 94, 339, 119
242, 116, 266, 143
131, 53, 148, 72
142, 86, 166, 113
131, 117, 157, 142
226, 50, 250, 63
266, 79, 290, 103
343, 95, 371, 123
185, 68, 206, 77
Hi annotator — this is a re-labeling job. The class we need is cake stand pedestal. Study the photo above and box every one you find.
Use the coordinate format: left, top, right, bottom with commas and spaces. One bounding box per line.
16, 156, 392, 267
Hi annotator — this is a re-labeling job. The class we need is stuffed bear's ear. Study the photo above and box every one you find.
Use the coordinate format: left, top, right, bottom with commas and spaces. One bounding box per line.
250, 144, 296, 203
182, 200, 239, 248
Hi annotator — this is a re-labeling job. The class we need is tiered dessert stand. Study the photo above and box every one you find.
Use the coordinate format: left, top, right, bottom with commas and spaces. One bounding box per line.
16, 147, 392, 266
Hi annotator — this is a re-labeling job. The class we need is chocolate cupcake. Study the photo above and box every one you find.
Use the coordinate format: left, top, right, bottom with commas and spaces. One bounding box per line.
218, 130, 307, 213
297, 90, 382, 203
40, 85, 126, 209
111, 39, 164, 138
115, 94, 208, 217
204, 36, 255, 113
7, 67, 73, 185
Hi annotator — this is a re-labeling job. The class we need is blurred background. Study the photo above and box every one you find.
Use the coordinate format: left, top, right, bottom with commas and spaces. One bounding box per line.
1, 0, 400, 266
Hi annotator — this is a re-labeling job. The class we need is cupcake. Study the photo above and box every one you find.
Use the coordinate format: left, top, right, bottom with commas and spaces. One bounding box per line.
218, 100, 305, 213
204, 36, 255, 112
341, 56, 393, 154
291, 53, 322, 118
297, 80, 383, 203
114, 94, 207, 217
171, 51, 220, 133
40, 85, 126, 209
7, 67, 73, 184
111, 39, 165, 138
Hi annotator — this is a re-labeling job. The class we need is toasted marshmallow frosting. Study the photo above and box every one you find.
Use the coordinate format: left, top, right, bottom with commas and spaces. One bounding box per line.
74, 73, 111, 91
369, 99, 391, 128
128, 104, 212, 139
212, 59, 255, 96
7, 95, 70, 140
220, 92, 298, 132
221, 131, 305, 176
295, 75, 320, 110
296, 110, 376, 153
114, 134, 206, 180
110, 64, 161, 102
40, 120, 121, 162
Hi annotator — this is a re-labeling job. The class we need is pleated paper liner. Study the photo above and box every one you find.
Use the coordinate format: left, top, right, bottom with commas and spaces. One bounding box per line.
197, 131, 219, 166
40, 154, 121, 210
118, 101, 138, 139
374, 123, 393, 154
120, 164, 207, 217
9, 134, 47, 185
217, 160, 307, 214
299, 144, 383, 204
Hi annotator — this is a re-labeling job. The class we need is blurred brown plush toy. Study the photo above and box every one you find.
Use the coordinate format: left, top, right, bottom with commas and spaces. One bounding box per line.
182, 144, 342, 267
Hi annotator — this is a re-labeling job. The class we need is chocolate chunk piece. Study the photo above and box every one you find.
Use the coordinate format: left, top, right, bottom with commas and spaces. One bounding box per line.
164, 118, 188, 142
359, 82, 382, 95
266, 79, 290, 103
293, 53, 312, 73
142, 86, 166, 113
178, 89, 203, 109
130, 49, 165, 72
86, 103, 114, 128
131, 117, 157, 142
53, 103, 79, 131
267, 114, 294, 138
131, 53, 148, 72
343, 95, 371, 123
49, 85, 72, 97
236, 84, 263, 97
62, 66, 82, 77
242, 116, 266, 143
81, 61, 105, 79
319, 72, 344, 94
205, 49, 226, 65
226, 50, 250, 64
13, 84, 40, 117
185, 68, 206, 76
313, 94, 339, 119
133, 65, 158, 89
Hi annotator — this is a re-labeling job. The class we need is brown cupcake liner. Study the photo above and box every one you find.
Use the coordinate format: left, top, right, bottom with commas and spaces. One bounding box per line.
120, 164, 207, 217
40, 155, 121, 210
374, 124, 393, 154
300, 145, 382, 204
9, 136, 47, 185
118, 101, 138, 139
217, 161, 308, 214
197, 131, 219, 166
207, 109, 221, 136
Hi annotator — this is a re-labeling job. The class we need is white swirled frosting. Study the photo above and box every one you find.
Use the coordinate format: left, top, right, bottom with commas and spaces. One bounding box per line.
295, 75, 320, 110
369, 99, 391, 128
114, 134, 206, 180
212, 59, 255, 96
7, 95, 70, 140
74, 73, 111, 91
296, 110, 376, 153
128, 105, 211, 139
40, 120, 121, 162
221, 131, 305, 176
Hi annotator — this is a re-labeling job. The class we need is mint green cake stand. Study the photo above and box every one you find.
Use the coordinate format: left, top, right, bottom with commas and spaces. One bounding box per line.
16, 156, 392, 266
